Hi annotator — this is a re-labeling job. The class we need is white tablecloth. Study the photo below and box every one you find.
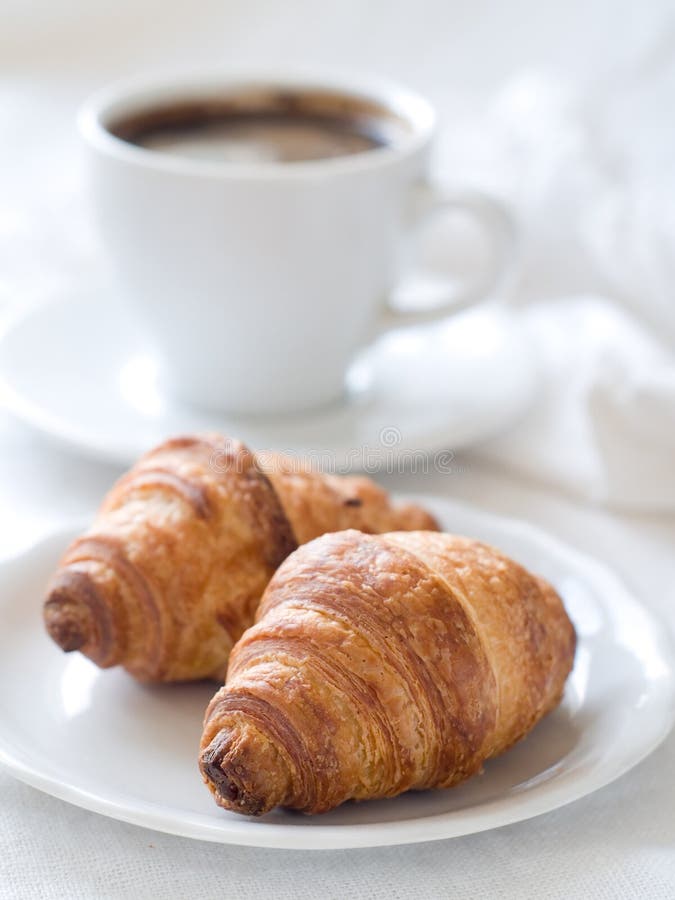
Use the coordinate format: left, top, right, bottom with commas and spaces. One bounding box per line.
2, 1, 675, 897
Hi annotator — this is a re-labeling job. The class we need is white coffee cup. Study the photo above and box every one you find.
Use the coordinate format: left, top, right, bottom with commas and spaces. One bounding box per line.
79, 70, 516, 415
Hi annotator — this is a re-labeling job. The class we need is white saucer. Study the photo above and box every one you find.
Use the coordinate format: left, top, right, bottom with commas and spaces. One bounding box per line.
0, 496, 672, 849
0, 291, 537, 467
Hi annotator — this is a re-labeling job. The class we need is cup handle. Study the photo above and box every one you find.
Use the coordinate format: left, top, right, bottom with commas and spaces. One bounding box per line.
377, 182, 517, 332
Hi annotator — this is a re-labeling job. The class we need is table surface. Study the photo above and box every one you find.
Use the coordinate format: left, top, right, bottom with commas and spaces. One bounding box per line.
2, 1, 675, 897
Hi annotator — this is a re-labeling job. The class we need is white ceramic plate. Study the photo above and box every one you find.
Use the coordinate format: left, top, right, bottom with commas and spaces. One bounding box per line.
0, 497, 672, 849
0, 292, 536, 466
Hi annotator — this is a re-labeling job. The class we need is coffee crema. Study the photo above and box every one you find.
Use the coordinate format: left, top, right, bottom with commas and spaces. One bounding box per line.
108, 89, 408, 164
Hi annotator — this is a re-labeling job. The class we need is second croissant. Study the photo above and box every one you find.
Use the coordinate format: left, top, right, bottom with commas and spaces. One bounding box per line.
42, 434, 437, 682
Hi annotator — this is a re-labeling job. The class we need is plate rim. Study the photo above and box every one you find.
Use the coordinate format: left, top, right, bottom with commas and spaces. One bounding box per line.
0, 497, 673, 849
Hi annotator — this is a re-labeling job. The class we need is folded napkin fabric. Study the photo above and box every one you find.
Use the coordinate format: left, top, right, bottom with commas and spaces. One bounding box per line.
477, 296, 675, 511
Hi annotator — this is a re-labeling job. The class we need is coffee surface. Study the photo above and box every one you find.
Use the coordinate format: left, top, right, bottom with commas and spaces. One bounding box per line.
140, 113, 389, 163
110, 93, 405, 164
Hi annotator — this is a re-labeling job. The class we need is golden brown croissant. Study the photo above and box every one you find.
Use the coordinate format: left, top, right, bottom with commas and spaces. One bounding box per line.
200, 529, 576, 815
43, 435, 437, 682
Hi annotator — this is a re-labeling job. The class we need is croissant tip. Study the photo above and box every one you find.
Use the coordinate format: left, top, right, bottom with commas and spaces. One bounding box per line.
44, 606, 88, 653
199, 732, 271, 817
395, 506, 440, 533
42, 567, 124, 667
47, 619, 87, 653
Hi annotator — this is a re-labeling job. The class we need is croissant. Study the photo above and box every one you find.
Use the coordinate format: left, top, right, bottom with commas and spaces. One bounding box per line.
200, 529, 576, 815
43, 435, 436, 682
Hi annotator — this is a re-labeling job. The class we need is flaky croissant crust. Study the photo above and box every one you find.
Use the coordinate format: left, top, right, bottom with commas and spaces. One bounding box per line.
43, 434, 437, 682
200, 529, 576, 815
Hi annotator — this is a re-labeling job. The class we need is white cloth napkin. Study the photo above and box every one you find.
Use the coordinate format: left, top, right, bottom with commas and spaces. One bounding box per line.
432, 61, 675, 510
477, 296, 675, 510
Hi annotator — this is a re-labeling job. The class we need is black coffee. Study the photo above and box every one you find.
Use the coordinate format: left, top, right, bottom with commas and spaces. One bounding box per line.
109, 89, 407, 164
